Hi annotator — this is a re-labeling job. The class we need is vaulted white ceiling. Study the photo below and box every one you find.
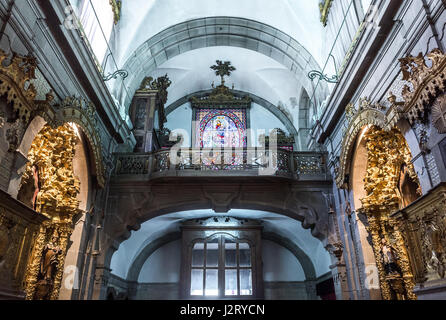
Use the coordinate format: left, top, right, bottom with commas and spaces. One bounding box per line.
114, 0, 325, 67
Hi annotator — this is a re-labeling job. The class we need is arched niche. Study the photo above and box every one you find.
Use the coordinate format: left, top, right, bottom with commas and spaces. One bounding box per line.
14, 121, 95, 300
349, 125, 371, 211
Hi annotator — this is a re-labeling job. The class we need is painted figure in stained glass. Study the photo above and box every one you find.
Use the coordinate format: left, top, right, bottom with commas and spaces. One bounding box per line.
202, 115, 241, 148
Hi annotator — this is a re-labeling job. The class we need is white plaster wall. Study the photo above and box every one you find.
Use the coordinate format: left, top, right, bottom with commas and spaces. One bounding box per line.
110, 210, 332, 280
114, 0, 325, 67
138, 240, 182, 283
262, 240, 305, 282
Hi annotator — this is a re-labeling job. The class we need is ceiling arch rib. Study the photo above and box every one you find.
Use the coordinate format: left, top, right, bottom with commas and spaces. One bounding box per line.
113, 17, 329, 112
165, 89, 299, 137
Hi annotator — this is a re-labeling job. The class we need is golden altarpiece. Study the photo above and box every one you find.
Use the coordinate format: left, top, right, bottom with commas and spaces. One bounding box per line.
0, 48, 106, 300
336, 48, 446, 300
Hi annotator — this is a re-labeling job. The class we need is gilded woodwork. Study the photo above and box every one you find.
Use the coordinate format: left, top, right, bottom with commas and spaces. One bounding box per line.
392, 183, 446, 289
359, 126, 420, 300
336, 98, 387, 189
0, 189, 47, 299
21, 124, 80, 219
387, 49, 446, 132
35, 96, 106, 188
0, 49, 37, 122
0, 50, 105, 187
21, 124, 81, 300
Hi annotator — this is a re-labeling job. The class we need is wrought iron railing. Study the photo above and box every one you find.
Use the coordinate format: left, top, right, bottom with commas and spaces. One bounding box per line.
114, 148, 328, 179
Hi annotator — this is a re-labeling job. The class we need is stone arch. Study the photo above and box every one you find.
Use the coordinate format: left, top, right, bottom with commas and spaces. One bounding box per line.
125, 230, 316, 284
103, 182, 330, 260
116, 17, 328, 111
335, 105, 387, 189
25, 97, 105, 188
165, 89, 298, 137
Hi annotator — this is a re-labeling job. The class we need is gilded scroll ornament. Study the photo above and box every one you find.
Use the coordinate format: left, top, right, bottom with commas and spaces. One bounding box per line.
336, 98, 388, 188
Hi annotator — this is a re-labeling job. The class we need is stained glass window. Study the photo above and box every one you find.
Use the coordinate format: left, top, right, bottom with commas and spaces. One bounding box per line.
196, 109, 247, 148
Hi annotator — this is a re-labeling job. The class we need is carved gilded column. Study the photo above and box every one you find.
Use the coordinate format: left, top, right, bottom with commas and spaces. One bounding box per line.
365, 216, 390, 299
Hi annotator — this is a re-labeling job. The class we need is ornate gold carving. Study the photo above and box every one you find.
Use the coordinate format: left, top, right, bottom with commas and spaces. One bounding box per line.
359, 127, 419, 300
392, 183, 446, 289
35, 96, 106, 188
0, 50, 37, 122
395, 49, 446, 128
0, 190, 47, 298
21, 124, 80, 219
22, 124, 81, 300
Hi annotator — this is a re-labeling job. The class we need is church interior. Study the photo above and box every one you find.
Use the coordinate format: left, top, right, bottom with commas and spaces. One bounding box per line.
0, 0, 445, 301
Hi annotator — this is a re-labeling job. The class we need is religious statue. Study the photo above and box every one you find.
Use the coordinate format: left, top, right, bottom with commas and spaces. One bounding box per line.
381, 238, 400, 276
35, 230, 62, 300
41, 230, 62, 281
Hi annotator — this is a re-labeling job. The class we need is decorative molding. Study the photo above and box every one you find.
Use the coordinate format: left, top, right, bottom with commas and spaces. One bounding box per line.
190, 84, 252, 108
0, 49, 37, 122
335, 98, 388, 188
35, 96, 106, 188
395, 49, 446, 128
432, 94, 446, 134
392, 183, 446, 290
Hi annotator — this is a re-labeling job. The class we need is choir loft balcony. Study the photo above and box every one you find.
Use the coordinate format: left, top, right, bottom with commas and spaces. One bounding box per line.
112, 148, 330, 182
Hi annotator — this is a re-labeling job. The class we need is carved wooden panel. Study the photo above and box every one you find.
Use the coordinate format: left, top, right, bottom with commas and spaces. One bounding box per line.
0, 189, 47, 299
